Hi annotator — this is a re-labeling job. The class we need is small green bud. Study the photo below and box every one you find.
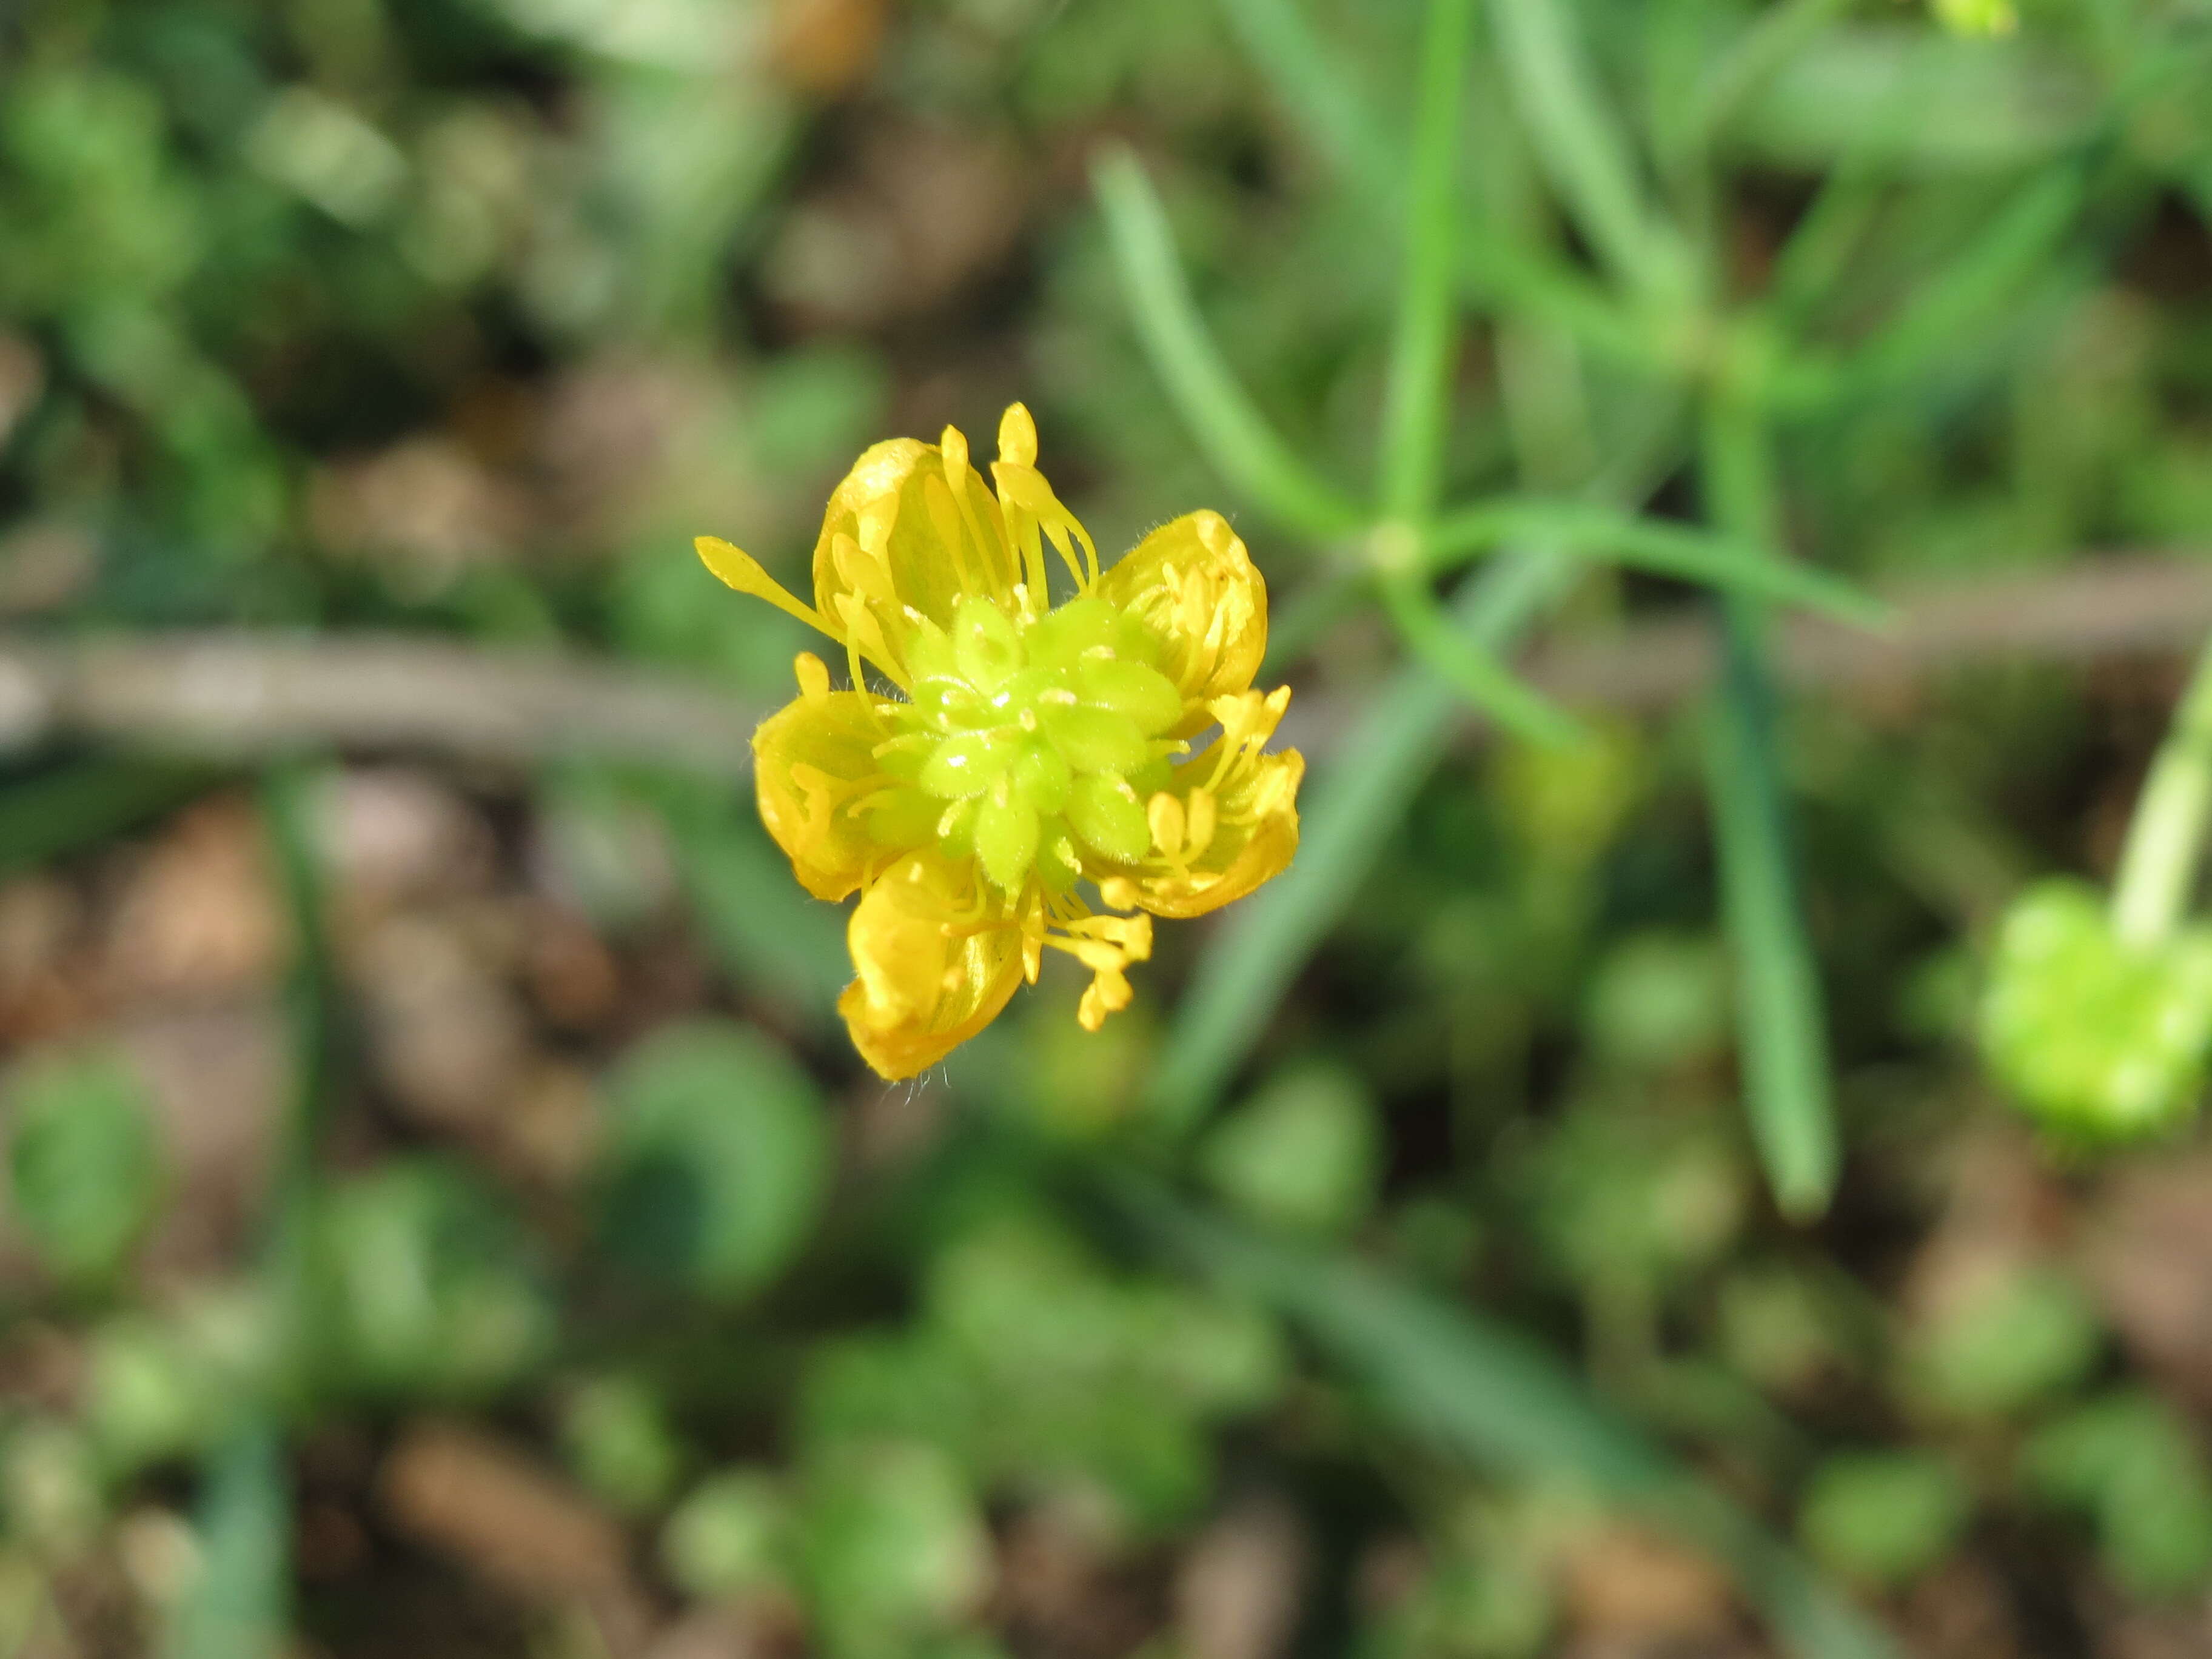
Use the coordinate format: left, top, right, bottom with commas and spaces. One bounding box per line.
1979, 879, 2212, 1139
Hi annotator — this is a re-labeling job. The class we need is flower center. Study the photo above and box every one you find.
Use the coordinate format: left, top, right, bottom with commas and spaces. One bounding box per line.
863, 594, 1187, 891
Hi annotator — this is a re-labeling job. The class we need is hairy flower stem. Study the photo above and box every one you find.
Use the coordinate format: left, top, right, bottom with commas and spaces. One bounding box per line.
2112, 629, 2212, 947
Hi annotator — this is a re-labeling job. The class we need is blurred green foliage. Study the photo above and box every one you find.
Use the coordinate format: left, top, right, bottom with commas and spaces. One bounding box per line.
804, 1212, 1284, 1532
1200, 1059, 1382, 1235
306, 1159, 555, 1399
1798, 1450, 1972, 1590
2021, 1390, 2212, 1597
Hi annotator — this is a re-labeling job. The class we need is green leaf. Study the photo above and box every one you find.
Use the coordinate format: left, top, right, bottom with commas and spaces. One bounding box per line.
5, 1047, 164, 1285
1090, 146, 1366, 540
1583, 930, 1731, 1073
600, 1019, 830, 1301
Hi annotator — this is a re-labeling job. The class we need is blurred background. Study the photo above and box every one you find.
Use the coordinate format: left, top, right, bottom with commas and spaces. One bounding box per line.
5, 0, 2212, 1655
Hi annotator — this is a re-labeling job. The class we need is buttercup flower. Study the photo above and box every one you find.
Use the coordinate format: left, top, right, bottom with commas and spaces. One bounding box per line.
697, 404, 1302, 1079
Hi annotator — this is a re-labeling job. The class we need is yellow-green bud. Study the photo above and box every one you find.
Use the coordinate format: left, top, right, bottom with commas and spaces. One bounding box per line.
1980, 879, 2212, 1139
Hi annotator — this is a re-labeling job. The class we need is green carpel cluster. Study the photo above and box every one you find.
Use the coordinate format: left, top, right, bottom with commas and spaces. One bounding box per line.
866, 595, 1186, 891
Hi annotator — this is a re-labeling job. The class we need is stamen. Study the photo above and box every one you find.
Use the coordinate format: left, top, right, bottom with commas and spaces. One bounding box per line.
923, 472, 982, 599
1043, 518, 1088, 592
1184, 788, 1218, 859
833, 592, 912, 692
1147, 793, 1186, 861
997, 403, 1039, 468
696, 537, 839, 637
942, 430, 1017, 603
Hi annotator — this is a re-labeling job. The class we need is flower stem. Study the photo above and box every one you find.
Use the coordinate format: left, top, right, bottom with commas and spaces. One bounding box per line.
2112, 629, 2212, 947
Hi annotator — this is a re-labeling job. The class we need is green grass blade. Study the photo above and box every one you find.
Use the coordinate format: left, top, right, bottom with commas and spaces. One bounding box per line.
1151, 395, 1686, 1126
1688, 0, 1853, 157
1464, 236, 1664, 370
1838, 164, 2086, 394
1111, 1175, 1901, 1659
1091, 148, 1367, 540
1212, 0, 1395, 185
1203, 0, 1657, 383
1148, 546, 1578, 1128
1704, 605, 1839, 1218
1378, 557, 1583, 743
1699, 404, 1838, 1219
1427, 498, 1886, 625
1484, 0, 1693, 300
1764, 57, 1927, 326
1690, 397, 1839, 1210
1378, 0, 1478, 522
0, 759, 218, 880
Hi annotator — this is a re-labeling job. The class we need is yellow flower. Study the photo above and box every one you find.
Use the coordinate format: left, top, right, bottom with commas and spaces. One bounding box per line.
697, 404, 1302, 1079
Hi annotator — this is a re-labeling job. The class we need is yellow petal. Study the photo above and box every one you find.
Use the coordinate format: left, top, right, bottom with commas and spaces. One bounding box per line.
1095, 511, 1267, 737
838, 852, 1026, 1079
1116, 744, 1304, 920
810, 438, 1016, 668
752, 674, 889, 902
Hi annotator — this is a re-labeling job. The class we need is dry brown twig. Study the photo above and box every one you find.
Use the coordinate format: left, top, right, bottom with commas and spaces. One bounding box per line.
0, 631, 759, 774
1521, 554, 2212, 711
0, 555, 2205, 777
